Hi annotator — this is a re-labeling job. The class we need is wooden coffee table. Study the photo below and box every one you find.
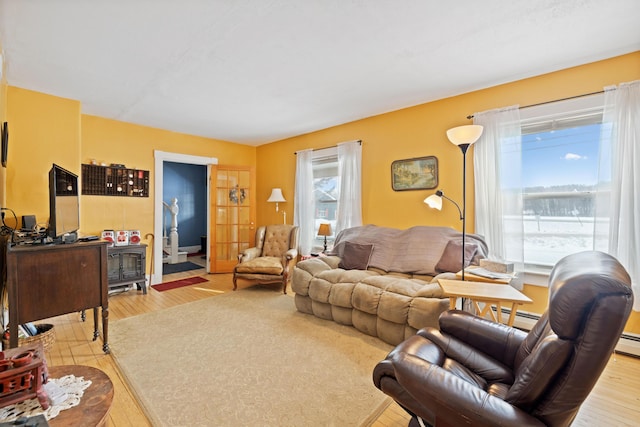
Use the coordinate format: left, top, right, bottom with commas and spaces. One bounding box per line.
47, 365, 114, 427
438, 279, 532, 326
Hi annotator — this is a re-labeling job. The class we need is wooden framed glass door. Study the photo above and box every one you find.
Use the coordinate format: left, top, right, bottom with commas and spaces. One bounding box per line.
209, 165, 255, 273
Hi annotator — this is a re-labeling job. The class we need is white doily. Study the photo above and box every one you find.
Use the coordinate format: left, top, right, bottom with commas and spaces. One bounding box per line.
0, 374, 92, 422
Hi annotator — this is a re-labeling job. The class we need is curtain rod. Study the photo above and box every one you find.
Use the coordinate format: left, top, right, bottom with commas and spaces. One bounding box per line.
465, 90, 604, 120
294, 139, 362, 154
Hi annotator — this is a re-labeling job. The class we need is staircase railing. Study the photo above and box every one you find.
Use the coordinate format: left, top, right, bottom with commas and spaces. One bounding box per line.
162, 198, 180, 264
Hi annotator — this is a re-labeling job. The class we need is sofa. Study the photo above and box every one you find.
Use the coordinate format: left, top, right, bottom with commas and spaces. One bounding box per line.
291, 224, 488, 345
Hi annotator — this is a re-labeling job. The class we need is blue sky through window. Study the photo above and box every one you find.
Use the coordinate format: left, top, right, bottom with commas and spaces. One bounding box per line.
521, 124, 602, 189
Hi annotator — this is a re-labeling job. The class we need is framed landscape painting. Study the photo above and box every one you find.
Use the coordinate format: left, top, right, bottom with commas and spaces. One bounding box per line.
391, 156, 438, 191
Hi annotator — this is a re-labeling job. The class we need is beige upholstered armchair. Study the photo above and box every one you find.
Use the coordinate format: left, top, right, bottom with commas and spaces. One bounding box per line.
233, 224, 299, 294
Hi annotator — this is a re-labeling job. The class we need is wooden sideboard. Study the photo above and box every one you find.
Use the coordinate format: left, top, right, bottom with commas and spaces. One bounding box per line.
5, 240, 110, 353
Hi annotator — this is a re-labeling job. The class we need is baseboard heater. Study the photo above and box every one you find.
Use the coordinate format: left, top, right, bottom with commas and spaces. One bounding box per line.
499, 309, 640, 358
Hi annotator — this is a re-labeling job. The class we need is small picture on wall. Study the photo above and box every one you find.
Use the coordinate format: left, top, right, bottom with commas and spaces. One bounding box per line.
391, 156, 438, 191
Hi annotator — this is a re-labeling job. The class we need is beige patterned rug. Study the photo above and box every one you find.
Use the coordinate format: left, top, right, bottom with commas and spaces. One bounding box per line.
109, 287, 393, 426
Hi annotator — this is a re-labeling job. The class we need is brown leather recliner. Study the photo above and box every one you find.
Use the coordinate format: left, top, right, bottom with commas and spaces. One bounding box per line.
233, 224, 299, 294
373, 251, 634, 427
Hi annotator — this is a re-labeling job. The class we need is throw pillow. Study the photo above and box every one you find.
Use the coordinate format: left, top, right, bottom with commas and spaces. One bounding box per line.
338, 242, 374, 270
435, 240, 478, 273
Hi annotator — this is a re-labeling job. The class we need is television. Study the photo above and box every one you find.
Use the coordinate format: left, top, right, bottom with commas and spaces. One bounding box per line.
48, 164, 80, 243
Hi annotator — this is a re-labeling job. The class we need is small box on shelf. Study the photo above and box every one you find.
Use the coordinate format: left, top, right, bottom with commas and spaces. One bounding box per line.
479, 259, 514, 274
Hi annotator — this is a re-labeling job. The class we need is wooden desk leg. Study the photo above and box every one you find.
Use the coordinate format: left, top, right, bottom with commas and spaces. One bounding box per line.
93, 307, 99, 340
102, 306, 110, 354
449, 297, 457, 310
507, 303, 519, 326
9, 323, 18, 348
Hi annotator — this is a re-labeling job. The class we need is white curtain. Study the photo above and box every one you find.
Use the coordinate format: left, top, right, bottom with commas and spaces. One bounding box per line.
293, 149, 316, 256
473, 106, 524, 288
335, 141, 362, 234
598, 80, 640, 310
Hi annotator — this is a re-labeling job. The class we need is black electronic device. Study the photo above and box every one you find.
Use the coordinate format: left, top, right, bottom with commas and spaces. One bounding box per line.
21, 214, 36, 230
48, 164, 80, 243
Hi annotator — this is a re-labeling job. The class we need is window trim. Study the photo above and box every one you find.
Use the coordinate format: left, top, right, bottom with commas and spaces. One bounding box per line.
514, 93, 606, 278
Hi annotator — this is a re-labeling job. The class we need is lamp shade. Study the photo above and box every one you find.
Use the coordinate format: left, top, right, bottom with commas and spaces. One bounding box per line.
446, 125, 483, 146
267, 188, 286, 203
424, 194, 443, 210
317, 223, 332, 236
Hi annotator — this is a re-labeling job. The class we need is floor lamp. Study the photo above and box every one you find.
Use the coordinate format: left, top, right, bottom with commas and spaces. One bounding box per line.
424, 125, 483, 281
267, 188, 287, 224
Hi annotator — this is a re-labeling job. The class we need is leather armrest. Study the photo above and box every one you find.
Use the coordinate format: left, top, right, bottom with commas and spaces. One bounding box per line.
427, 310, 527, 368
392, 352, 546, 427
417, 327, 514, 384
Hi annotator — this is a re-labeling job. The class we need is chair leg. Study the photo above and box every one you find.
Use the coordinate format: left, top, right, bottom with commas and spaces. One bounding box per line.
232, 275, 238, 291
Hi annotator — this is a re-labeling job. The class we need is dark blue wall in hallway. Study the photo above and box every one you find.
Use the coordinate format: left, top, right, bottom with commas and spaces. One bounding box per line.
163, 162, 207, 248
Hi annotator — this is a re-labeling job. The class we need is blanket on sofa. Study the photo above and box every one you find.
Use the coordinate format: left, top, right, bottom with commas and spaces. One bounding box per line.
329, 225, 488, 276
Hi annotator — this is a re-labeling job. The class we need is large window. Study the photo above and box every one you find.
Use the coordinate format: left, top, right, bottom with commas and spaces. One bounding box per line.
312, 154, 339, 250
507, 95, 608, 269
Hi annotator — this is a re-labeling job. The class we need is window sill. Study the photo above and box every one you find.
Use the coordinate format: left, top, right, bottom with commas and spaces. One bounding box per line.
523, 269, 551, 287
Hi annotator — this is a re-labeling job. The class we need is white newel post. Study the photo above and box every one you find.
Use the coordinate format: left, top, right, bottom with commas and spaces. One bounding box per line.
169, 198, 179, 264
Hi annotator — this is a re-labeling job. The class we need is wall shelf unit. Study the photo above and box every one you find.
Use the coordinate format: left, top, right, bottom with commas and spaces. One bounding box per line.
81, 164, 149, 197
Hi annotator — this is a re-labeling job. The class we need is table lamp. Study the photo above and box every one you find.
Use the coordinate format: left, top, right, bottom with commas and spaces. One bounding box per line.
317, 223, 332, 253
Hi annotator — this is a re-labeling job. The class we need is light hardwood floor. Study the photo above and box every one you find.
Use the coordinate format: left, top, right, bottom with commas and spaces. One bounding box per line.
35, 261, 640, 426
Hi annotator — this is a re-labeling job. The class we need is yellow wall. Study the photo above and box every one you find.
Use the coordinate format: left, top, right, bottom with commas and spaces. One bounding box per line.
258, 52, 640, 332
80, 115, 255, 239
4, 87, 256, 277
6, 87, 81, 227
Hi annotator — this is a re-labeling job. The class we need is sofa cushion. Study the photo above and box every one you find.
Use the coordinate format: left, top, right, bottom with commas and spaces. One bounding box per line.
338, 242, 374, 270
434, 239, 479, 273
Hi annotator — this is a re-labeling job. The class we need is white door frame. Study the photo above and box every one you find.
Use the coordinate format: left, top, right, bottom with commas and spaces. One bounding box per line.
153, 150, 218, 285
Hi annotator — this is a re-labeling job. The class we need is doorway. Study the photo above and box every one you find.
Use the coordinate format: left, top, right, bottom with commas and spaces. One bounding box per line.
153, 150, 217, 285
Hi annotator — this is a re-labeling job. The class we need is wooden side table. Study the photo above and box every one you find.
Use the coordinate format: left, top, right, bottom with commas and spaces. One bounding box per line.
438, 279, 532, 326
47, 365, 114, 427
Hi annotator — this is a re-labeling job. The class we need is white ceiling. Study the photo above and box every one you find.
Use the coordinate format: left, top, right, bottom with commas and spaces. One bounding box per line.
1, 1, 638, 146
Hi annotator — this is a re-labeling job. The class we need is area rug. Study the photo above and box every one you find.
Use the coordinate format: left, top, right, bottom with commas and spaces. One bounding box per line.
109, 288, 393, 426
161, 261, 202, 275
151, 276, 208, 292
